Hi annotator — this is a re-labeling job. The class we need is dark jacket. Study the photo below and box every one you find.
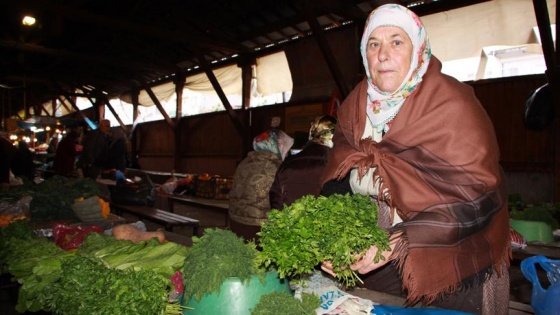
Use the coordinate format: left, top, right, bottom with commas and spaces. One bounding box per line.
11, 142, 35, 181
53, 133, 79, 176
0, 137, 17, 184
269, 141, 330, 210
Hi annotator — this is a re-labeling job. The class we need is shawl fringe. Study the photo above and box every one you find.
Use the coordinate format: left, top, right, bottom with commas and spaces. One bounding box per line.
391, 224, 512, 306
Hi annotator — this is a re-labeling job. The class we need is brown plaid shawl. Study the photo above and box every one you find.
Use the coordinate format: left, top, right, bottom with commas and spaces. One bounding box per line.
322, 57, 511, 305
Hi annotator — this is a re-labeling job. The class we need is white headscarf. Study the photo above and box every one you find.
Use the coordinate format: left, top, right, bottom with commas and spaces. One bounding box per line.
360, 4, 431, 133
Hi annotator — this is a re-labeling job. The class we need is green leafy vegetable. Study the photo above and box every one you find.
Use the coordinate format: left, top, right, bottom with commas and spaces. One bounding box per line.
0, 235, 70, 313
48, 254, 174, 315
182, 228, 263, 301
251, 292, 320, 315
1, 222, 188, 315
510, 203, 560, 229
258, 194, 390, 288
0, 218, 35, 240
79, 233, 188, 278
508, 194, 560, 229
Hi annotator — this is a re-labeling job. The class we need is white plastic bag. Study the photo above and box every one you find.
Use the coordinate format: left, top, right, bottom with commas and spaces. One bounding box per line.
294, 271, 374, 315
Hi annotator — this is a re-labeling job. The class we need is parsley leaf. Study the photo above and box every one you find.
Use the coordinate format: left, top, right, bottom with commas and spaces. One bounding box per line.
257, 194, 390, 288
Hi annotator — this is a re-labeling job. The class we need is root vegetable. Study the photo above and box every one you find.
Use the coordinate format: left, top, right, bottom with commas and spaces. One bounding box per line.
112, 224, 165, 244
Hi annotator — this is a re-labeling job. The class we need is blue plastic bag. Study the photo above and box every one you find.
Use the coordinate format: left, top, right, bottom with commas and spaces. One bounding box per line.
372, 305, 474, 315
520, 255, 560, 315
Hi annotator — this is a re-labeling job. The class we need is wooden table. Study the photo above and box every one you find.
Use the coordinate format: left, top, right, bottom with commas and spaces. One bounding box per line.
110, 203, 200, 235
512, 242, 560, 260
351, 288, 534, 314
167, 195, 229, 227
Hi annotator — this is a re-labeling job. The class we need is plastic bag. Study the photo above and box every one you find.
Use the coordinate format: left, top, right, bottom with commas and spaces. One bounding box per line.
71, 196, 103, 222
520, 255, 560, 315
0, 195, 32, 226
293, 271, 373, 315
52, 223, 104, 250
371, 305, 474, 315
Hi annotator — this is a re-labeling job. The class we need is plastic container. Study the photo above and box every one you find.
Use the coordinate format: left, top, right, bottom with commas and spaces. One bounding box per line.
182, 271, 292, 315
510, 219, 554, 243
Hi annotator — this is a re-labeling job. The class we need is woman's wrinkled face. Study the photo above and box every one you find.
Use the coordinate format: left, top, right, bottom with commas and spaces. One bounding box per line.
366, 26, 413, 93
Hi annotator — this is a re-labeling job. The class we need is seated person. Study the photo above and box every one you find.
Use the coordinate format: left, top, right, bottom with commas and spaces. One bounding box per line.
269, 115, 337, 210
228, 129, 294, 242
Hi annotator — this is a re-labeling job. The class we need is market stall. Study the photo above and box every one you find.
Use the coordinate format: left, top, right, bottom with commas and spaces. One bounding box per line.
0, 179, 540, 314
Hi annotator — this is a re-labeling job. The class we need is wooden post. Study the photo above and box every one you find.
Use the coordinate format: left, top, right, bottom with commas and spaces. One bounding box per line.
303, 0, 350, 99
532, 0, 560, 201
174, 73, 186, 172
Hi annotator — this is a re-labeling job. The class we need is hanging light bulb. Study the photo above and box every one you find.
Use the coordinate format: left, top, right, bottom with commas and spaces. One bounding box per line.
22, 16, 36, 26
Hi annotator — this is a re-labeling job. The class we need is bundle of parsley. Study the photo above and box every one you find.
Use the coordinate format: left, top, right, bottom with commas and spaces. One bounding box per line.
258, 193, 390, 288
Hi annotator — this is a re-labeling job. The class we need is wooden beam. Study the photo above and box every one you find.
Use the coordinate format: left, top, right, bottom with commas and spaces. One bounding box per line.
197, 51, 253, 155
175, 74, 185, 122
130, 88, 139, 169
98, 96, 127, 134
37, 103, 50, 116
196, 51, 249, 141
303, 0, 350, 99
58, 95, 88, 124
238, 55, 256, 110
173, 74, 186, 171
56, 96, 72, 114
145, 86, 175, 130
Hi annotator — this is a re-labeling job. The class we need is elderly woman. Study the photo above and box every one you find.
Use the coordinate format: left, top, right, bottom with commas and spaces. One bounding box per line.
229, 128, 294, 242
321, 4, 510, 314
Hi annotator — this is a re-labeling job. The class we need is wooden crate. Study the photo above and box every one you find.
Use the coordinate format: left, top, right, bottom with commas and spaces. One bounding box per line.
195, 176, 233, 200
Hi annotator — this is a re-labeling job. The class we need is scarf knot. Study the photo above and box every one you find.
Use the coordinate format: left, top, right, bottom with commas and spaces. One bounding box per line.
334, 138, 380, 181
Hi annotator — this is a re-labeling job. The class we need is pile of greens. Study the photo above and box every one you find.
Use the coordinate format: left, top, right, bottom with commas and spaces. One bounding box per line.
1, 220, 188, 315
182, 228, 263, 301
508, 194, 560, 229
0, 176, 101, 222
251, 292, 320, 315
49, 254, 175, 315
258, 193, 390, 288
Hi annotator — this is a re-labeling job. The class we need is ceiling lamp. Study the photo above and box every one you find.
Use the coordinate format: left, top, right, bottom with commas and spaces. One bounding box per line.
22, 16, 36, 26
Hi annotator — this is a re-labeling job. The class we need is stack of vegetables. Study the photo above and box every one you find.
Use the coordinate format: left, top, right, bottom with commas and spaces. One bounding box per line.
0, 220, 188, 315
182, 228, 320, 314
509, 193, 560, 230
0, 175, 103, 223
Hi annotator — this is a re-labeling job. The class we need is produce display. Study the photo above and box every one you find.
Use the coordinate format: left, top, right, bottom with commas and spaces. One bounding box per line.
0, 220, 188, 315
258, 193, 390, 288
112, 223, 166, 243
0, 176, 101, 223
181, 228, 320, 314
509, 193, 560, 229
182, 228, 263, 302
1, 181, 391, 314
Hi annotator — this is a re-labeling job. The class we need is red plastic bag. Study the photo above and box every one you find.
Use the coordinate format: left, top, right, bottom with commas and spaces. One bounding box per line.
170, 270, 184, 295
52, 223, 104, 250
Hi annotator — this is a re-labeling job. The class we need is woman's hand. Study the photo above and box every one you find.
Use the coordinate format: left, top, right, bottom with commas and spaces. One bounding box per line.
351, 244, 393, 274
321, 233, 400, 276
